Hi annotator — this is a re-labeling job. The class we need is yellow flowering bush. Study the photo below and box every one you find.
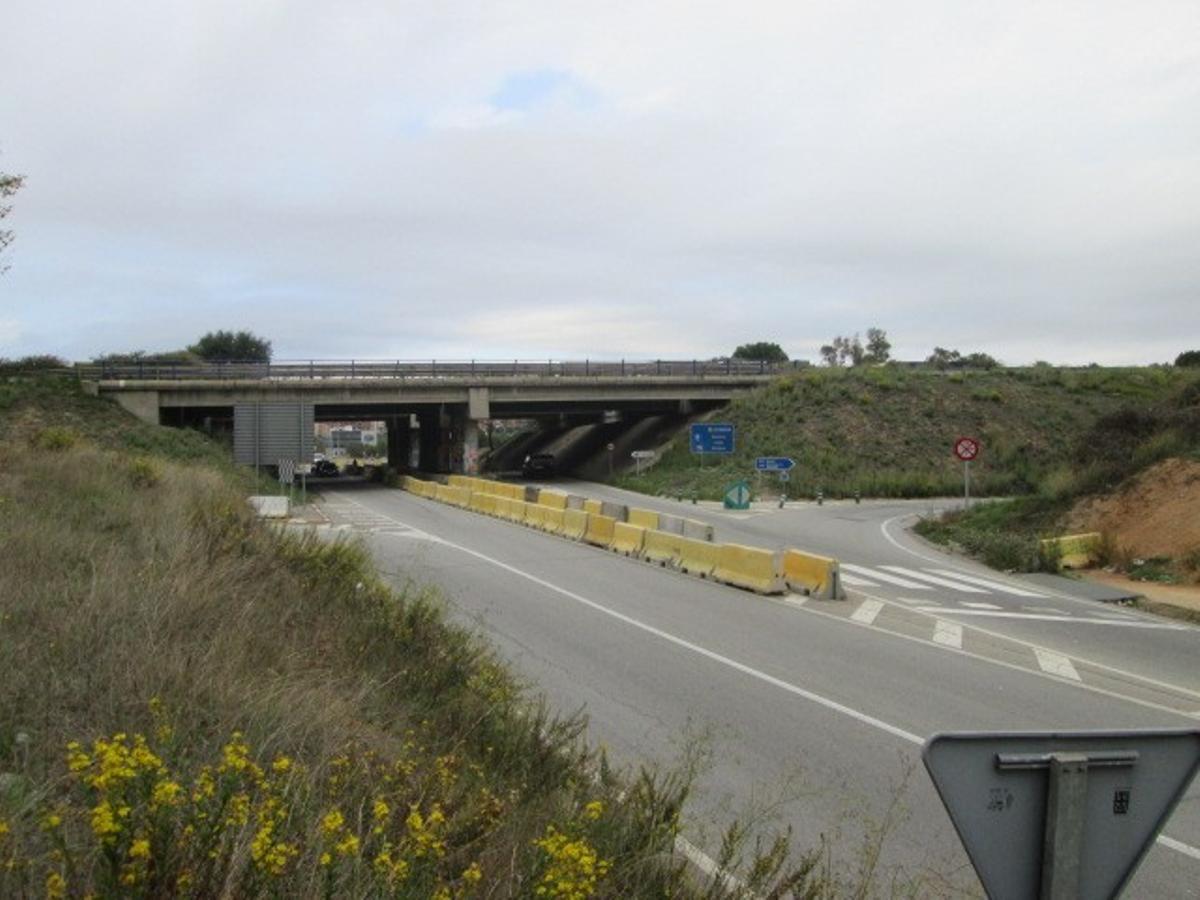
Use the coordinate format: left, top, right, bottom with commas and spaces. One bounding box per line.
533, 825, 612, 900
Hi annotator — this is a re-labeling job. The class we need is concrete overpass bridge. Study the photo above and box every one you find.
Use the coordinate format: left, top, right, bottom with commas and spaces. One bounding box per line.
81, 359, 786, 473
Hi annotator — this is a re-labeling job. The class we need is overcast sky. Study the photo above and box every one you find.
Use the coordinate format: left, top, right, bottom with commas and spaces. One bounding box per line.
1, 1, 1197, 365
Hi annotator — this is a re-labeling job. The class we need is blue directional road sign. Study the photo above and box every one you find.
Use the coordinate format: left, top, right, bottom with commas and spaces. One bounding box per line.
690, 423, 735, 454
755, 456, 795, 472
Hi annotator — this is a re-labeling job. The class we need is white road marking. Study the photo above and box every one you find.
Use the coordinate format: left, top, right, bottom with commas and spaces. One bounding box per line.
894, 596, 936, 606
851, 599, 885, 625
914, 608, 1185, 628
880, 566, 989, 593
927, 569, 1047, 597
839, 572, 880, 587
335, 491, 1200, 864
842, 564, 929, 589
961, 601, 1003, 610
1035, 649, 1081, 681
933, 620, 963, 649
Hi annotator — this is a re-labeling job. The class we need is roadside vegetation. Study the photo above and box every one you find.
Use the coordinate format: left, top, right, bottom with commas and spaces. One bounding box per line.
2, 376, 908, 897
914, 371, 1200, 578
618, 364, 1195, 502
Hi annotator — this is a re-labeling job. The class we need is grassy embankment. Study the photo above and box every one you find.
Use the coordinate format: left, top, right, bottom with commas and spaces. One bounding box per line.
914, 373, 1200, 574
0, 378, 836, 897
617, 365, 1194, 502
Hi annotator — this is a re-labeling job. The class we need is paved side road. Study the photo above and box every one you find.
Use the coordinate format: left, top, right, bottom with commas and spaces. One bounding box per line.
313, 484, 1200, 897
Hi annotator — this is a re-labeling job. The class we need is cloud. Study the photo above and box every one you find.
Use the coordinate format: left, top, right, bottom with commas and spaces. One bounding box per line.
0, 1, 1197, 365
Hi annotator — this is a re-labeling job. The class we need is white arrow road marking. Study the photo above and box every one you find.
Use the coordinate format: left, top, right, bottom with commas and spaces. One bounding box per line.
843, 564, 930, 589
1034, 648, 1081, 681
933, 620, 964, 649
880, 566, 989, 593
927, 569, 1047, 597
851, 599, 885, 625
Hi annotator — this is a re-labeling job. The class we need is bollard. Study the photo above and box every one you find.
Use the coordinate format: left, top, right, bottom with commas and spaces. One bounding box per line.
816, 488, 824, 506
691, 489, 698, 505
855, 491, 861, 505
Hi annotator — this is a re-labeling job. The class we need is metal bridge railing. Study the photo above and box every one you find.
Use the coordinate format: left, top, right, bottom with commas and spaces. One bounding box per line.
78, 358, 800, 381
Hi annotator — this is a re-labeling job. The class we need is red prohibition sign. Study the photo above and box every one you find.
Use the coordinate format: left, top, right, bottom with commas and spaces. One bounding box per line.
954, 436, 980, 462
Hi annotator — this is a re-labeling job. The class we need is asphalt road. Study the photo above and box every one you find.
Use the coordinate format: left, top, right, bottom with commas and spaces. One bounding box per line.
315, 482, 1200, 897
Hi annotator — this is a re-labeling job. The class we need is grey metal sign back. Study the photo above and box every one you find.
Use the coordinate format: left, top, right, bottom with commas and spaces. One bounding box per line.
923, 730, 1200, 900
234, 402, 315, 467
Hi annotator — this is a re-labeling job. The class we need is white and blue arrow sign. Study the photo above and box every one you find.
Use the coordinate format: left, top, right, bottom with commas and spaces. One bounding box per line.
690, 423, 735, 454
755, 456, 796, 472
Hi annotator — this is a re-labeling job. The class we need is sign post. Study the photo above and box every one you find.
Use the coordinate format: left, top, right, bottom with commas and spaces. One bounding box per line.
954, 436, 980, 508
923, 729, 1200, 900
631, 449, 655, 476
755, 457, 796, 507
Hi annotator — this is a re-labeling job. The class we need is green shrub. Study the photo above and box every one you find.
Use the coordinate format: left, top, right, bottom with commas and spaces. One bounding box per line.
31, 426, 81, 451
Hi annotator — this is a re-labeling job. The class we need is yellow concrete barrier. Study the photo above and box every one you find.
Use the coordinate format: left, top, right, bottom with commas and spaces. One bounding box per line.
782, 550, 843, 599
562, 508, 589, 541
491, 496, 510, 519
508, 500, 528, 523
542, 507, 566, 535
584, 513, 617, 548
610, 522, 646, 556
434, 483, 453, 504
642, 530, 683, 567
628, 507, 660, 530
1040, 532, 1102, 570
714, 544, 786, 595
447, 475, 470, 488
584, 498, 604, 516
678, 537, 721, 578
538, 489, 569, 510
469, 492, 488, 514
524, 503, 546, 529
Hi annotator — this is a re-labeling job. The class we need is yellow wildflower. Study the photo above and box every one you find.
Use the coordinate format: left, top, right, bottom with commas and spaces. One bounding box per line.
335, 832, 360, 857
41, 813, 62, 831
90, 801, 121, 842
151, 779, 183, 808
462, 862, 483, 884
321, 809, 344, 835
271, 755, 292, 774
224, 792, 251, 827
583, 800, 604, 821
533, 826, 611, 900
319, 851, 332, 867
0, 819, 9, 838
176, 871, 194, 891
45, 872, 66, 899
66, 741, 91, 774
129, 838, 151, 860
373, 798, 390, 822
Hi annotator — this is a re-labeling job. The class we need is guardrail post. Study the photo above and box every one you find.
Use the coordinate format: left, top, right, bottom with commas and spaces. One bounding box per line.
621, 359, 625, 376
309, 360, 314, 379
656, 359, 661, 375
350, 359, 355, 379
726, 357, 731, 374
585, 359, 589, 376
471, 359, 476, 376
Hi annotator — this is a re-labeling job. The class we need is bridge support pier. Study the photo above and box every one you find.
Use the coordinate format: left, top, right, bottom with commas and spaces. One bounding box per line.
386, 416, 412, 471
114, 390, 161, 425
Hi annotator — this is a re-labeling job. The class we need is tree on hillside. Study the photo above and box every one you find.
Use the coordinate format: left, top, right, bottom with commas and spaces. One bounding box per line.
732, 341, 788, 363
863, 327, 891, 364
925, 347, 1001, 370
819, 333, 864, 367
1, 168, 24, 274
1175, 350, 1200, 368
188, 330, 272, 362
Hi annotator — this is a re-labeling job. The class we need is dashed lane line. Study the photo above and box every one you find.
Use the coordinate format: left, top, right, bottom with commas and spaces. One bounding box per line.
932, 620, 964, 649
1034, 648, 1082, 681
850, 599, 884, 625
325, 490, 1200, 865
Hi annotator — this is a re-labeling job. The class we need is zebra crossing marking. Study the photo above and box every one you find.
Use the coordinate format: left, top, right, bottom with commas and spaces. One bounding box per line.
841, 564, 929, 589
926, 569, 1047, 597
879, 566, 989, 593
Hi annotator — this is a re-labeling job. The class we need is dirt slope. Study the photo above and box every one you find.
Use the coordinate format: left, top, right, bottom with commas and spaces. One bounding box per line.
1066, 457, 1200, 561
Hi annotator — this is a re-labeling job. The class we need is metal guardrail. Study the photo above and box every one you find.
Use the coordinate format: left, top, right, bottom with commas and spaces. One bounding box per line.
79, 358, 800, 381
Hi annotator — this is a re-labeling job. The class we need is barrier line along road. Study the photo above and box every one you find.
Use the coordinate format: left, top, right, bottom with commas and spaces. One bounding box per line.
328, 490, 1200, 866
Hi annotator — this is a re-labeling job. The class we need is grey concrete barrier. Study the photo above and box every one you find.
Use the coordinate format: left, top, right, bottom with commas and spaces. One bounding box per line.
682, 518, 715, 542
524, 485, 541, 503
565, 494, 586, 510
657, 513, 686, 536
600, 501, 628, 522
